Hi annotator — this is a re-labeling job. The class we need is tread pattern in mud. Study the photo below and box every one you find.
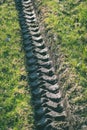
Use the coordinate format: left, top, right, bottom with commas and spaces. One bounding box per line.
15, 0, 69, 129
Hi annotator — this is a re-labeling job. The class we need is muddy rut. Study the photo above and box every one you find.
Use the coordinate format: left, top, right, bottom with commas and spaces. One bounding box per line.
14, 0, 72, 129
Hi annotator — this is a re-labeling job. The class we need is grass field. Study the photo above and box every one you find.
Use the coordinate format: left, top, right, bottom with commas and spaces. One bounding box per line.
0, 0, 34, 129
0, 0, 87, 129
37, 0, 87, 104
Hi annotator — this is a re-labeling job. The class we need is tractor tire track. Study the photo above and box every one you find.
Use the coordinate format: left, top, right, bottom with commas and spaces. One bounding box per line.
15, 0, 71, 129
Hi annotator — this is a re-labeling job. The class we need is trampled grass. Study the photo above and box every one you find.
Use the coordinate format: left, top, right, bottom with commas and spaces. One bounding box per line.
39, 0, 87, 104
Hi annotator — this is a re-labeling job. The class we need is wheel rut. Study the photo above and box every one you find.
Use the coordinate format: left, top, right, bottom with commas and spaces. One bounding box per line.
15, 0, 71, 129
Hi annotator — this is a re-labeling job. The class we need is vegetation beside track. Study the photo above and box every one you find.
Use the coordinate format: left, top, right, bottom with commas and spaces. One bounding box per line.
35, 0, 87, 106
0, 0, 34, 129
34, 0, 87, 127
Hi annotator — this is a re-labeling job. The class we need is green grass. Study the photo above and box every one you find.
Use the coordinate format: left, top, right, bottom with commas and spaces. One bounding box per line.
0, 0, 87, 128
0, 0, 34, 129
38, 0, 87, 104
